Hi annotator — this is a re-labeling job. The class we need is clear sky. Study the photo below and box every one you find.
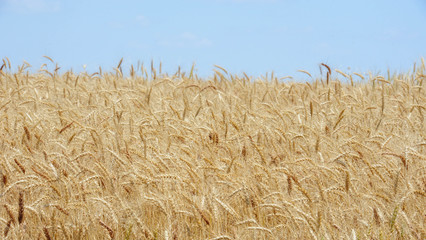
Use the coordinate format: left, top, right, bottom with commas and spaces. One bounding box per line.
1, 0, 425, 79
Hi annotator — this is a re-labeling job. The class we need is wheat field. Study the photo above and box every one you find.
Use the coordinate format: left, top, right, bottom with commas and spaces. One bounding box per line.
0, 58, 425, 239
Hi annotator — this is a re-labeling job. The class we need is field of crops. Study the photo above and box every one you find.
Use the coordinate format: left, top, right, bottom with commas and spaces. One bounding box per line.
0, 58, 425, 239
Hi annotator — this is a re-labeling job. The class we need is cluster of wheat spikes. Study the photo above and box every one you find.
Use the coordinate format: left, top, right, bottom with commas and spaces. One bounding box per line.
0, 56, 425, 239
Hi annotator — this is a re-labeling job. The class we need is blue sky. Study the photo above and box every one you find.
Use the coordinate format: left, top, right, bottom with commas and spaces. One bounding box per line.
1, 0, 425, 78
